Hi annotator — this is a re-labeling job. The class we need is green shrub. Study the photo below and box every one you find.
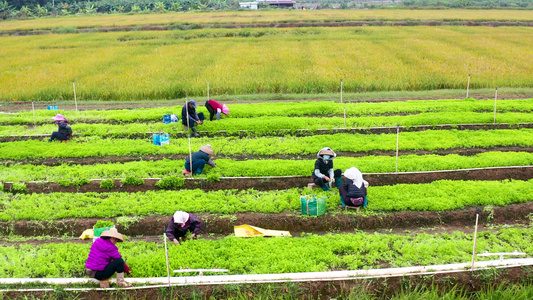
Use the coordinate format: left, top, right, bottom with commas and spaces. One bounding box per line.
57, 180, 72, 187
94, 220, 114, 228
155, 176, 185, 190
99, 179, 115, 190
73, 178, 90, 187
10, 182, 27, 194
116, 216, 141, 231
206, 172, 221, 182
121, 176, 144, 186
0, 182, 3, 192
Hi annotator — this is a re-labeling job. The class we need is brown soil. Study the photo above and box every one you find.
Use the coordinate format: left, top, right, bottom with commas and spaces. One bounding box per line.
2, 201, 532, 237
2, 166, 532, 194
1, 123, 531, 140
2, 266, 533, 299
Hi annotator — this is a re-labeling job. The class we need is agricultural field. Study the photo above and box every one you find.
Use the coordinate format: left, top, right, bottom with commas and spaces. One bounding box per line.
1, 9, 533, 300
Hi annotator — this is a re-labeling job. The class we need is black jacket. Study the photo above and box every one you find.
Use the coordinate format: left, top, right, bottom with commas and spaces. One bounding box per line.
58, 122, 72, 137
311, 157, 333, 179
343, 179, 367, 198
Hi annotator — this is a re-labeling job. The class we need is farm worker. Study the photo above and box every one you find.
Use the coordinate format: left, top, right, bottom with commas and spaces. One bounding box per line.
84, 228, 132, 288
205, 99, 229, 121
183, 144, 216, 176
339, 167, 369, 209
181, 100, 205, 137
166, 211, 203, 246
49, 114, 72, 142
311, 147, 342, 192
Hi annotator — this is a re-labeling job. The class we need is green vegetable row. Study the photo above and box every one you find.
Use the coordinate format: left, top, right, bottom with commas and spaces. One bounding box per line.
1, 129, 532, 160
2, 113, 532, 138
1, 180, 531, 221
1, 228, 532, 278
1, 152, 531, 182
2, 99, 531, 125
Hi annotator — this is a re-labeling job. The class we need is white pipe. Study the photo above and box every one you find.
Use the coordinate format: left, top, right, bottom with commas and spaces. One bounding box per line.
466, 74, 470, 98
395, 125, 399, 173
2, 258, 532, 287
73, 80, 78, 112
164, 230, 170, 287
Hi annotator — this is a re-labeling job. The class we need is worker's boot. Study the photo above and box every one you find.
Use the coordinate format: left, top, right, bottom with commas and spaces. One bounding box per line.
320, 184, 330, 192
335, 177, 342, 189
99, 279, 110, 288
192, 127, 199, 137
116, 272, 132, 288
339, 195, 346, 208
195, 168, 204, 176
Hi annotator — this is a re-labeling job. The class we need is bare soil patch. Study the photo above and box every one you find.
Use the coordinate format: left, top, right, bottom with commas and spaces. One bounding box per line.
2, 201, 532, 237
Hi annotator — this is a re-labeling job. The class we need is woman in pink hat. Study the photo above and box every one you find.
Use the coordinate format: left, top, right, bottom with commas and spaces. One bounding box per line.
49, 114, 72, 142
205, 99, 229, 121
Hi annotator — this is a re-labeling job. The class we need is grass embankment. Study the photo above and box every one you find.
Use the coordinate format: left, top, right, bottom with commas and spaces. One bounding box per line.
1, 27, 532, 100
1, 10, 532, 32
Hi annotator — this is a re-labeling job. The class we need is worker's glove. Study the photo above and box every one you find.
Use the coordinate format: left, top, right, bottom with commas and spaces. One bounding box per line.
207, 159, 217, 168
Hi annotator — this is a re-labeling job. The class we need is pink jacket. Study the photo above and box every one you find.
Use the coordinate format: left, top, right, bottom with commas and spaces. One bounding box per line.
207, 99, 223, 111
85, 238, 121, 271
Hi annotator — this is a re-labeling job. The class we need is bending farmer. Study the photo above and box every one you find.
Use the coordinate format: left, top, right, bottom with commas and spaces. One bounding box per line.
205, 99, 229, 121
183, 144, 216, 175
166, 211, 203, 246
311, 147, 342, 191
49, 114, 72, 142
339, 167, 369, 209
181, 100, 204, 137
85, 228, 132, 288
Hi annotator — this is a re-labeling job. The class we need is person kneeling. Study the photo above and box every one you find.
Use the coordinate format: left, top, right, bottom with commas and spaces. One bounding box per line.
339, 167, 369, 210
84, 228, 132, 288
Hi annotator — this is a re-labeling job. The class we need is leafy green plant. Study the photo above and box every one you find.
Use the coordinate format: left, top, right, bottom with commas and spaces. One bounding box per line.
94, 220, 114, 228
121, 175, 145, 186
206, 172, 221, 182
73, 178, 90, 187
0, 182, 3, 192
56, 180, 72, 187
116, 216, 141, 231
99, 179, 115, 190
9, 182, 27, 194
155, 176, 185, 190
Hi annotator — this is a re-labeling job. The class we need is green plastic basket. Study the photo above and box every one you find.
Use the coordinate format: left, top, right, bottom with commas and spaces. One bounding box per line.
300, 195, 327, 216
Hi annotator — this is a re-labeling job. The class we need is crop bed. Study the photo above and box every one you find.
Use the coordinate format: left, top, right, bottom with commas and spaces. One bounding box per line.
0, 98, 532, 298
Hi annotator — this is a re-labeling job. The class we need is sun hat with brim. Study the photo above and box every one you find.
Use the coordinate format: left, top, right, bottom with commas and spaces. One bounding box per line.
199, 144, 214, 155
100, 228, 124, 242
51, 114, 65, 121
189, 100, 197, 109
318, 149, 334, 156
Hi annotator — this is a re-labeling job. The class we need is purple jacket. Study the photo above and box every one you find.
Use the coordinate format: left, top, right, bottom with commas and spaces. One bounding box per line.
85, 238, 121, 271
165, 213, 202, 240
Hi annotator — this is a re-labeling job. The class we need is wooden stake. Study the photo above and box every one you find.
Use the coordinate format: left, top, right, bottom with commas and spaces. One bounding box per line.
73, 80, 78, 112
466, 74, 470, 98
395, 125, 400, 173
185, 98, 193, 178
341, 79, 346, 128
493, 87, 498, 124
471, 214, 479, 270
164, 228, 171, 288
32, 100, 37, 135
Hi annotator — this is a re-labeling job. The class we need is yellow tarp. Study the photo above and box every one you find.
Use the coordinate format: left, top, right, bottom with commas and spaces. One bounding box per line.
79, 229, 94, 240
234, 225, 291, 238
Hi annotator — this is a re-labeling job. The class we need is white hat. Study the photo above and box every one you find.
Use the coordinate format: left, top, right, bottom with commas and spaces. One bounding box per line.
199, 144, 214, 155
173, 211, 189, 226
100, 228, 124, 242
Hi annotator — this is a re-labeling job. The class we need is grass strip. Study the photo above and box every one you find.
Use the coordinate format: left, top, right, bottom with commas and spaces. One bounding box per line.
1, 129, 532, 159
0, 152, 531, 182
1, 180, 531, 221
1, 228, 532, 277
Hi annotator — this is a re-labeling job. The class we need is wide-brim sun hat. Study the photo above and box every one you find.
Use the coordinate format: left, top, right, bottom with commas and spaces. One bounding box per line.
318, 149, 334, 156
199, 144, 214, 155
100, 228, 124, 242
51, 114, 65, 121
189, 100, 197, 108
